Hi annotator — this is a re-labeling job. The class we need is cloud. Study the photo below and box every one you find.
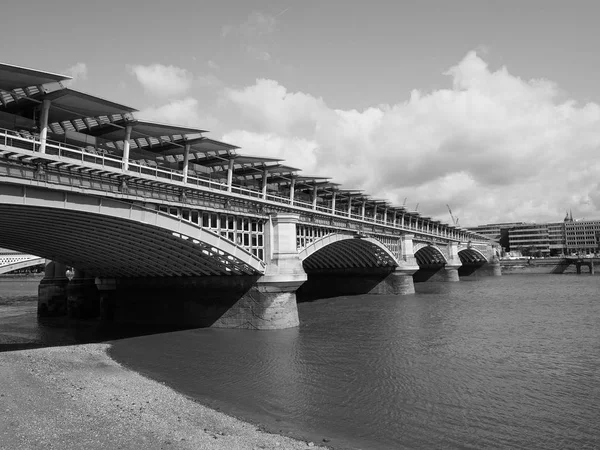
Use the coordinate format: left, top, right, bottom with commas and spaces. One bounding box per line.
128, 64, 193, 98
196, 73, 222, 88
219, 51, 600, 225
63, 62, 87, 84
136, 97, 217, 129
207, 60, 220, 70
221, 11, 278, 61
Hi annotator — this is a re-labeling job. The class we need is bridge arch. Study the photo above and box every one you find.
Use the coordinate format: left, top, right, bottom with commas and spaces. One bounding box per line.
298, 233, 399, 271
413, 244, 448, 267
0, 184, 265, 277
458, 247, 488, 265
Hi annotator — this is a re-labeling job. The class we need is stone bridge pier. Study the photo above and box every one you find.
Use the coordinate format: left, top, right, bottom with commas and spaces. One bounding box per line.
38, 261, 69, 316
83, 213, 307, 330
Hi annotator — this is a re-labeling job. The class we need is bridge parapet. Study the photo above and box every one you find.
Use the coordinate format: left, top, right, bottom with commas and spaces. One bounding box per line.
0, 126, 490, 247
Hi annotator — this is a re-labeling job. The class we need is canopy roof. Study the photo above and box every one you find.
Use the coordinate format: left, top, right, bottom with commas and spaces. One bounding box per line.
0, 62, 70, 91
0, 60, 461, 233
44, 89, 137, 123
212, 162, 299, 180
88, 118, 202, 142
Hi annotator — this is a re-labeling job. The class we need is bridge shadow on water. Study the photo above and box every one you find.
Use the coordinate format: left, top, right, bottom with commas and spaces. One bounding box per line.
0, 298, 193, 353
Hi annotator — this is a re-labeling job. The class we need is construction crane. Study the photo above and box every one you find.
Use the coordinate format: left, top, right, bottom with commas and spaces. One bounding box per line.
446, 204, 459, 226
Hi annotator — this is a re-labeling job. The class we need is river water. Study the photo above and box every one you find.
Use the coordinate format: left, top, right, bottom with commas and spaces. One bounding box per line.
2, 274, 600, 449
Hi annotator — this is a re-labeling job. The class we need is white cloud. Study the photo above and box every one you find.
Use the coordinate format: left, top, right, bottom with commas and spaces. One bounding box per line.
207, 60, 220, 70
136, 97, 217, 129
63, 62, 87, 84
219, 51, 600, 225
128, 64, 193, 98
222, 130, 318, 172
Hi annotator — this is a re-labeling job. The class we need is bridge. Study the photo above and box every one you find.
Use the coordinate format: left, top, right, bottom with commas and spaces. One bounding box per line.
565, 256, 597, 274
0, 249, 44, 274
0, 62, 500, 329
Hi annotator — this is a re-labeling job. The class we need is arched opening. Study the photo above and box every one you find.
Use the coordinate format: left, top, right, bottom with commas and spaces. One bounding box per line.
297, 235, 399, 300
458, 248, 488, 277
413, 245, 448, 282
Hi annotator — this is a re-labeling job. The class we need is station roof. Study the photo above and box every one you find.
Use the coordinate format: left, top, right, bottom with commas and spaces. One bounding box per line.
200, 154, 281, 168
163, 137, 239, 157
87, 118, 202, 142
0, 85, 137, 128
210, 162, 299, 181
0, 61, 456, 231
0, 62, 71, 91
44, 89, 137, 124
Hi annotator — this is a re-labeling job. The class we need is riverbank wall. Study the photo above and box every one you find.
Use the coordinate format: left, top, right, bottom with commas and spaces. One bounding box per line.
500, 258, 577, 275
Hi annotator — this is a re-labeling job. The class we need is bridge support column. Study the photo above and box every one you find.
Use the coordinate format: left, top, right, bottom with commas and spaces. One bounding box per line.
38, 260, 69, 316
444, 242, 462, 282
101, 213, 306, 330
370, 267, 418, 295
443, 266, 461, 282
66, 269, 100, 318
215, 213, 307, 329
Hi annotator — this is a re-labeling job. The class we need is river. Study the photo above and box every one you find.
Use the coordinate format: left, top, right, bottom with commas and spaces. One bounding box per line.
1, 274, 599, 449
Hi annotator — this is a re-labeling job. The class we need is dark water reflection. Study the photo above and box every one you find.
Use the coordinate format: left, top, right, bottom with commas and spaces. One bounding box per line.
2, 275, 600, 449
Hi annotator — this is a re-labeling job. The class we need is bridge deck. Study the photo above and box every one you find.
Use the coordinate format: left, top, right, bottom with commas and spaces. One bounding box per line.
0, 128, 489, 246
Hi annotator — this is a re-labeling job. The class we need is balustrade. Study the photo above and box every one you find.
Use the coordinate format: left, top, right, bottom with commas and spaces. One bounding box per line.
0, 126, 488, 244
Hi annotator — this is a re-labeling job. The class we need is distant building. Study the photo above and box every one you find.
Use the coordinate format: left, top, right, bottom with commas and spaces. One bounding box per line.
508, 223, 551, 256
466, 222, 524, 252
548, 222, 566, 255
565, 220, 600, 254
468, 213, 600, 256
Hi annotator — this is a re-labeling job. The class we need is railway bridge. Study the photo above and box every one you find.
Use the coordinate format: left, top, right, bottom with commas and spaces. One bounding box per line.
0, 62, 499, 329
0, 249, 44, 274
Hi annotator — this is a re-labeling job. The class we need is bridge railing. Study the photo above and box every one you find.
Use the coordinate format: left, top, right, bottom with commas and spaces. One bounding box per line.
0, 126, 491, 245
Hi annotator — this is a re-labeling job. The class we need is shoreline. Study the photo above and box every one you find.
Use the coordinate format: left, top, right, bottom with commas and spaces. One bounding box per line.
0, 343, 329, 450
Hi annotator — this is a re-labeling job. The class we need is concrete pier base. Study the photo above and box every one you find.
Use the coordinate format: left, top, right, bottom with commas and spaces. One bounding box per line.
38, 261, 69, 316
444, 266, 460, 282
459, 262, 502, 279
95, 275, 301, 330
297, 267, 417, 300
369, 267, 417, 295
66, 269, 100, 318
414, 265, 460, 283
212, 281, 300, 330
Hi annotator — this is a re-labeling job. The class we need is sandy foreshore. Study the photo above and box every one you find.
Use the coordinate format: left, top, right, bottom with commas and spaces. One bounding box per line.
0, 344, 329, 450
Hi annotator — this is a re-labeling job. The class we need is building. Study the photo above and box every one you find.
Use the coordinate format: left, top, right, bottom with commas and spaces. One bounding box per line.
469, 214, 600, 256
467, 222, 524, 253
508, 223, 551, 256
565, 220, 600, 254
547, 222, 566, 255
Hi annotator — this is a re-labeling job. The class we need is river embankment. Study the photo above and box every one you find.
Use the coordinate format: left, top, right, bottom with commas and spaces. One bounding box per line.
0, 343, 328, 450
500, 257, 578, 274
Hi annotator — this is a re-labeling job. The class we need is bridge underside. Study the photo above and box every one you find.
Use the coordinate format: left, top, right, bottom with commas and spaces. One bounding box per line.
297, 237, 416, 300
0, 204, 258, 277
458, 248, 497, 277
302, 238, 397, 273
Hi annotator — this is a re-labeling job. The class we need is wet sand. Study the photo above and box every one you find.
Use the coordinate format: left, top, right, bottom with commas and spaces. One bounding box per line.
0, 344, 329, 450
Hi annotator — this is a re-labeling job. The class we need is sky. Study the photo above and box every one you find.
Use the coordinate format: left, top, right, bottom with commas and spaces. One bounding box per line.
2, 0, 600, 226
